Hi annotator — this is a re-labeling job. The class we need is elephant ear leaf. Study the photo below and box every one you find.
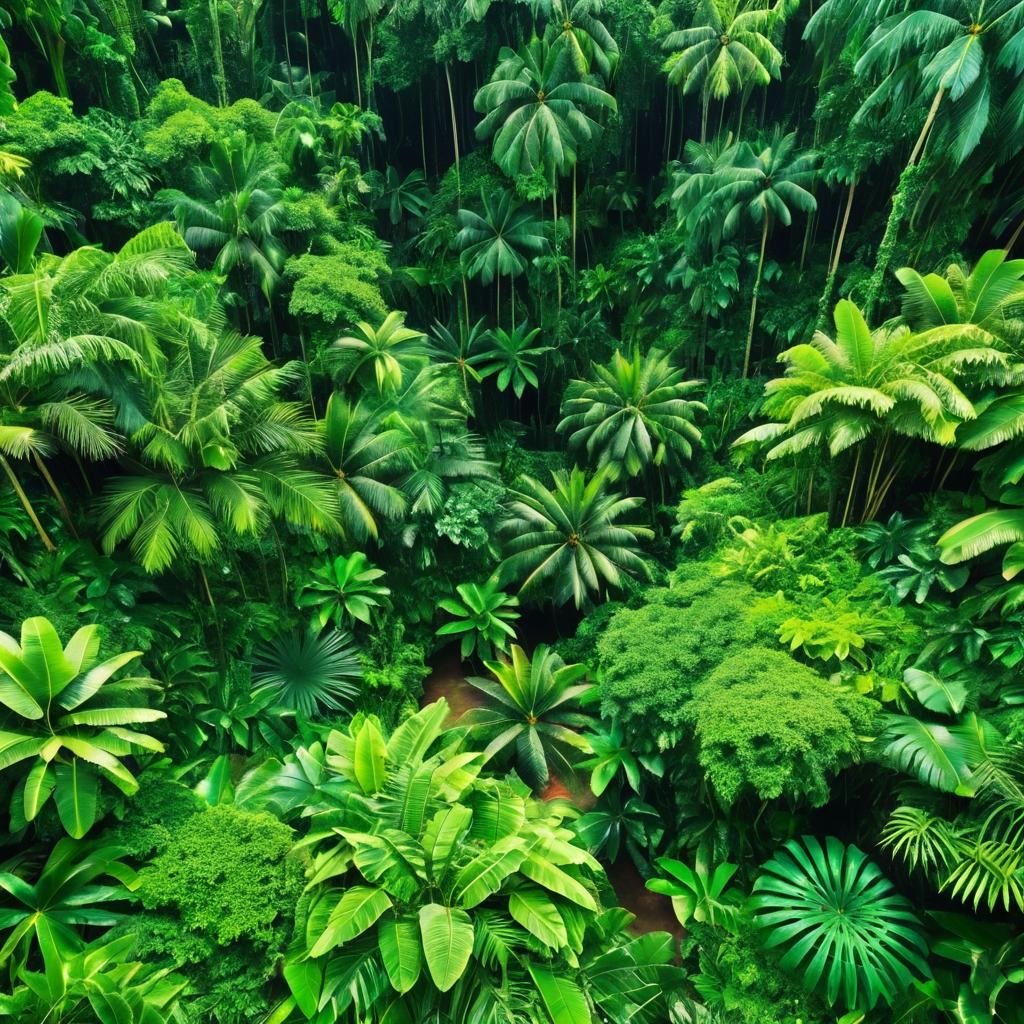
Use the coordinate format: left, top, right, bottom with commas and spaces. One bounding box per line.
418, 903, 474, 992
527, 963, 592, 1024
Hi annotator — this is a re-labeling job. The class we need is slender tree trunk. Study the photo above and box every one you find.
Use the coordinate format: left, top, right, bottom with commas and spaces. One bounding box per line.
418, 80, 428, 175
31, 452, 78, 537
817, 179, 857, 328
1006, 215, 1024, 252
743, 214, 770, 378
1, 455, 55, 551
841, 446, 862, 528
352, 29, 362, 107
444, 64, 461, 195
572, 163, 577, 282
283, 0, 294, 93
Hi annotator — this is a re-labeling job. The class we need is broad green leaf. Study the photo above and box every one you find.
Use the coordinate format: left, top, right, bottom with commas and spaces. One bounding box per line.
309, 886, 392, 957
378, 914, 422, 994
452, 839, 527, 908
54, 761, 97, 838
520, 854, 596, 910
418, 903, 474, 992
527, 962, 592, 1024
23, 760, 55, 820
903, 668, 968, 716
509, 888, 567, 948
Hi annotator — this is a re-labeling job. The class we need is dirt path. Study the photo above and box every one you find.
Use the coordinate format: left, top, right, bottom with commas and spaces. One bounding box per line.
423, 645, 678, 937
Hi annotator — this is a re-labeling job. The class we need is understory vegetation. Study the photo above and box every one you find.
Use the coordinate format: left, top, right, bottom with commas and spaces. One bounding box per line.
1, 0, 1024, 1020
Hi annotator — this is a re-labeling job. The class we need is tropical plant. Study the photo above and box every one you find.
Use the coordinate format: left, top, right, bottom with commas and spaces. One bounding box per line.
375, 166, 430, 225
474, 36, 616, 179
499, 467, 653, 608
0, 617, 164, 837
435, 579, 521, 660
250, 628, 362, 717
646, 851, 742, 930
464, 643, 595, 790
749, 836, 931, 1009
702, 131, 818, 376
544, 0, 620, 79
662, 0, 783, 137
297, 552, 391, 628
0, 838, 136, 964
319, 394, 414, 544
159, 137, 286, 302
455, 190, 546, 326
335, 310, 430, 393
735, 299, 1007, 524
471, 321, 553, 399
578, 717, 664, 797
559, 348, 705, 481
99, 326, 340, 573
574, 793, 665, 870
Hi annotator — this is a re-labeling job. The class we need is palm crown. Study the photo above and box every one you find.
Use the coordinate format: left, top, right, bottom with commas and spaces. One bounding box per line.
559, 348, 706, 480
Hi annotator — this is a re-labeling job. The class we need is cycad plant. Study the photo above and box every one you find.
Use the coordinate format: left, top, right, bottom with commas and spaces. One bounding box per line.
0, 617, 165, 837
464, 644, 594, 789
499, 467, 653, 607
558, 348, 705, 482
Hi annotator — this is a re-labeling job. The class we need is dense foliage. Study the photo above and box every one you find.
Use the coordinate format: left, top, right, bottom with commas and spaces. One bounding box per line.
1, 0, 1023, 1020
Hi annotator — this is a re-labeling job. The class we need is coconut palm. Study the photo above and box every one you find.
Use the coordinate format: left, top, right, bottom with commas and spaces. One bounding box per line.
99, 326, 340, 574
464, 643, 595, 789
159, 137, 286, 305
319, 394, 413, 544
559, 348, 705, 482
702, 131, 818, 376
734, 299, 1008, 524
455, 190, 547, 326
499, 467, 653, 608
662, 0, 784, 139
544, 0, 620, 80
334, 311, 430, 393
474, 36, 616, 180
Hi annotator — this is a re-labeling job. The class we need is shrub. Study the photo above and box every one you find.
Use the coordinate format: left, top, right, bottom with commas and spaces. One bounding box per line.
597, 582, 779, 738
689, 648, 877, 806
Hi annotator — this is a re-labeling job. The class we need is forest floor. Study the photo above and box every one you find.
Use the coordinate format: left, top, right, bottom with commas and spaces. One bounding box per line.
422, 647, 680, 939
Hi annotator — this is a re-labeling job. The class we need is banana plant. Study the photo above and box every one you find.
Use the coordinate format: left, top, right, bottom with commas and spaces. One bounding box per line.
0, 617, 165, 837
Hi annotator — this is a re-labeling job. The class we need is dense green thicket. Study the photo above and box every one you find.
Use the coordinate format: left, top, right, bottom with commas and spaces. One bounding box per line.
1, 0, 1024, 1020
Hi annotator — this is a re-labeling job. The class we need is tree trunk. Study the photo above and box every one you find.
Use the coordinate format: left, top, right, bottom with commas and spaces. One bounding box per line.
352, 29, 362, 107
32, 452, 78, 537
444, 64, 461, 195
1, 455, 55, 552
817, 178, 856, 328
743, 214, 770, 378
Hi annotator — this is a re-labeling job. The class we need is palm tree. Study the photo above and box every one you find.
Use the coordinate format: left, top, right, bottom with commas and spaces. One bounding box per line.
558, 348, 706, 482
662, 0, 784, 140
464, 643, 595, 790
734, 299, 1008, 524
158, 138, 286, 308
544, 0, 620, 80
99, 326, 341, 577
429, 317, 488, 397
334, 311, 430, 393
455, 190, 547, 326
319, 394, 413, 544
470, 322, 554, 399
327, 0, 383, 108
703, 130, 818, 376
474, 37, 616, 180
0, 223, 193, 547
499, 467, 653, 608
853, 0, 1024, 315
